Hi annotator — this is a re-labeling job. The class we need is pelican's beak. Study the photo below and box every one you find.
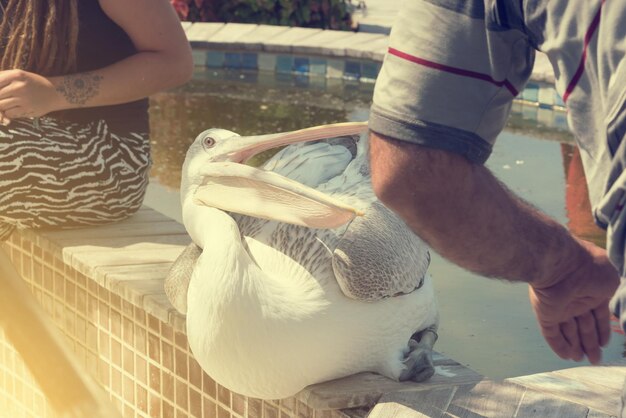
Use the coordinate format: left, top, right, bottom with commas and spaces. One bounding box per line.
194, 162, 364, 229
193, 122, 369, 228
230, 122, 368, 163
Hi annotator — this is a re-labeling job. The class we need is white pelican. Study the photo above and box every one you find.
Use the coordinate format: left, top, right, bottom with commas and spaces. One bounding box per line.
165, 122, 439, 400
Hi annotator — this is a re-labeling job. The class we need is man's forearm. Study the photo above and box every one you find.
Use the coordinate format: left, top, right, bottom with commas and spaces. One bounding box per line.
369, 131, 589, 287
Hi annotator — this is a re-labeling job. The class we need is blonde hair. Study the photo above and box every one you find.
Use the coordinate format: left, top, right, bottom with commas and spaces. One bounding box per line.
0, 0, 79, 75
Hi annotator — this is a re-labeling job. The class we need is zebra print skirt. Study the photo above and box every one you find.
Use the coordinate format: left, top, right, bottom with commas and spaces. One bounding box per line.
0, 117, 151, 241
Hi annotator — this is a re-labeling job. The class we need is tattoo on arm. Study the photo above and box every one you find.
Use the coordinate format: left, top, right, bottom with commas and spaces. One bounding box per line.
56, 73, 103, 106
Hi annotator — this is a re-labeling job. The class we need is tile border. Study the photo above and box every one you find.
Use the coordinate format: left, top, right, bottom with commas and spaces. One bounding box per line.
183, 22, 564, 111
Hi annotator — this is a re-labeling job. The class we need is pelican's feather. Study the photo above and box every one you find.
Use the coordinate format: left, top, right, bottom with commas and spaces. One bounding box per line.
262, 141, 352, 188
332, 201, 431, 301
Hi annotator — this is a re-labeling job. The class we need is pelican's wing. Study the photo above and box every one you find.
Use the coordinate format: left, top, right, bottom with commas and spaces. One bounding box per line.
332, 201, 431, 301
193, 162, 364, 229
164, 242, 203, 315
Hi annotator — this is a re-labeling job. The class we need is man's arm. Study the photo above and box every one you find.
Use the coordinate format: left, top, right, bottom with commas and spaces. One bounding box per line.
369, 131, 619, 364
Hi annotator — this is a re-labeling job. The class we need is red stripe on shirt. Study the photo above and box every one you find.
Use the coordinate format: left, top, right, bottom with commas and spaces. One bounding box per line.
388, 47, 519, 96
562, 1, 605, 103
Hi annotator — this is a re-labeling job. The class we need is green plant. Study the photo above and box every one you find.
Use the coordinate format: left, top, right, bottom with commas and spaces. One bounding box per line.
171, 0, 353, 31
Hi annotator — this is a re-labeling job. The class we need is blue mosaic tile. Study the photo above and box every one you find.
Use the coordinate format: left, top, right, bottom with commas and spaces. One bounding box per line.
276, 55, 293, 74
555, 92, 565, 107
258, 53, 277, 72
522, 105, 538, 120
522, 83, 539, 102
326, 59, 344, 79
293, 57, 310, 74
537, 108, 553, 126
192, 50, 208, 67
309, 58, 327, 76
224, 53, 242, 69
241, 53, 258, 70
537, 86, 555, 105
206, 51, 225, 68
361, 61, 381, 80
344, 61, 361, 79
554, 112, 569, 130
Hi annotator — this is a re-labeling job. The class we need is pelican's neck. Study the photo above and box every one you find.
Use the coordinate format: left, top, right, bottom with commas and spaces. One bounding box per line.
182, 199, 240, 249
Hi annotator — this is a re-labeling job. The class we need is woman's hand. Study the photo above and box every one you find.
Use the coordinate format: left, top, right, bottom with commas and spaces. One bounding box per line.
0, 69, 63, 123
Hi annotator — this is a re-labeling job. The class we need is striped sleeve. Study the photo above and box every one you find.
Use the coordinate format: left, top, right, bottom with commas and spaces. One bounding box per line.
370, 0, 535, 163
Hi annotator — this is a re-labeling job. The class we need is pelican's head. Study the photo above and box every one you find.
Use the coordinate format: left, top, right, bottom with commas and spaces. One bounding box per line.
182, 123, 368, 194
181, 122, 368, 229
181, 128, 243, 202
184, 127, 287, 165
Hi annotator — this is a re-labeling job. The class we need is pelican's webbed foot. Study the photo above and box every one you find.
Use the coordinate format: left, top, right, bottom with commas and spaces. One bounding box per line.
398, 324, 438, 382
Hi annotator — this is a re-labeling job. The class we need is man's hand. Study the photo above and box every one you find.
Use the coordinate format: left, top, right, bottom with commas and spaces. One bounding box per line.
529, 239, 619, 364
0, 69, 61, 122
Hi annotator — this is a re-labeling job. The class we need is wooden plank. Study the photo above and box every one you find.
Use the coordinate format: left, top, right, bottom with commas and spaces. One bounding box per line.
39, 221, 187, 240
55, 234, 191, 251
109, 278, 166, 308
371, 384, 600, 418
298, 356, 483, 410
508, 369, 621, 415
514, 389, 589, 417
587, 410, 618, 418
63, 246, 185, 286
446, 380, 526, 418
370, 386, 457, 418
104, 263, 174, 282
60, 234, 190, 254
367, 401, 430, 418
551, 364, 626, 392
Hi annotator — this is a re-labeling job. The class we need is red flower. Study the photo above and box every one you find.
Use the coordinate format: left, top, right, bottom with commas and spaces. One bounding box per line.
171, 0, 190, 20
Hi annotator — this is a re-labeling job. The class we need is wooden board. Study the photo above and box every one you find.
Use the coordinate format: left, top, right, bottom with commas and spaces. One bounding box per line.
368, 380, 605, 418
507, 362, 626, 416
297, 354, 483, 410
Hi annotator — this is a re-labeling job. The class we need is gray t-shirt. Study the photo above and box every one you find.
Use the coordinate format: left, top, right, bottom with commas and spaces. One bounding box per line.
369, 0, 626, 326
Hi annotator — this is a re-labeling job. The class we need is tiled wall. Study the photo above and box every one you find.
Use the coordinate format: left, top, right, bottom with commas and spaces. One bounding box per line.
0, 234, 356, 418
196, 50, 381, 83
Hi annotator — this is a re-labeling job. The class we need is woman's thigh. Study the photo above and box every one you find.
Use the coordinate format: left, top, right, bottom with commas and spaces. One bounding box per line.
0, 118, 151, 232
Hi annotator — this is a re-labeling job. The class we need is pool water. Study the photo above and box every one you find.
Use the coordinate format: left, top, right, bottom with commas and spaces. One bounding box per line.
145, 69, 624, 380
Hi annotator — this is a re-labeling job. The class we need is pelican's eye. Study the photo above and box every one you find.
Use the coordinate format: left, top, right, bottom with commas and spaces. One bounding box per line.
202, 136, 216, 149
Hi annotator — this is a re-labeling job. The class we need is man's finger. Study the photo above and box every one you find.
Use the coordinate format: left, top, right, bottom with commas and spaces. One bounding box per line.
560, 319, 584, 361
593, 303, 612, 347
541, 323, 574, 360
577, 312, 602, 364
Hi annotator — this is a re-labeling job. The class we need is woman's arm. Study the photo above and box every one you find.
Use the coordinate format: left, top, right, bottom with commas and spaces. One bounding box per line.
0, 0, 193, 120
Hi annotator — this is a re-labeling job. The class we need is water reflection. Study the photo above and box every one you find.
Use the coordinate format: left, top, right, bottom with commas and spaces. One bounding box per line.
146, 70, 625, 379
148, 70, 372, 190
